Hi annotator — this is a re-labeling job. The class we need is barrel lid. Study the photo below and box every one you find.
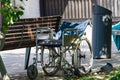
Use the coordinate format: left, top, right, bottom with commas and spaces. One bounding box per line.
93, 5, 112, 15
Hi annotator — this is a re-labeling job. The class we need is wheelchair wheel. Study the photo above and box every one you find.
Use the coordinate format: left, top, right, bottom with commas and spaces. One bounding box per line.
27, 64, 38, 80
74, 38, 93, 74
42, 47, 60, 76
63, 67, 74, 80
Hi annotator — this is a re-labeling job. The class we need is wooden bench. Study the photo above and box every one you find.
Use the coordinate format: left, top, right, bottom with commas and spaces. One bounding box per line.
0, 15, 61, 79
1, 15, 61, 51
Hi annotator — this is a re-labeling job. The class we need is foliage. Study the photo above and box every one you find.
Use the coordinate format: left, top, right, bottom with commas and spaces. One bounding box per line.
0, 0, 27, 33
72, 67, 120, 80
77, 76, 95, 80
71, 75, 96, 80
108, 67, 120, 80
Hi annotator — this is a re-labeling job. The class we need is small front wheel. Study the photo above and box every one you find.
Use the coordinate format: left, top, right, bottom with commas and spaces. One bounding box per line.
27, 64, 38, 80
63, 67, 74, 80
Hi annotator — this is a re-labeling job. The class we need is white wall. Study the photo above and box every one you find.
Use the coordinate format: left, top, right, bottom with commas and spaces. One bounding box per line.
15, 0, 40, 18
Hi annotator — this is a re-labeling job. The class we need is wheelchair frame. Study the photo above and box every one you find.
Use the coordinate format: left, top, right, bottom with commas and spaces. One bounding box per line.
27, 26, 93, 79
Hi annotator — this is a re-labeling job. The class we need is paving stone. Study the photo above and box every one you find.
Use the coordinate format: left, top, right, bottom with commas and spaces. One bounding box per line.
0, 41, 120, 79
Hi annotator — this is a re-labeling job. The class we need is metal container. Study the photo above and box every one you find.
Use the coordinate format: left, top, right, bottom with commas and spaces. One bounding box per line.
92, 5, 112, 59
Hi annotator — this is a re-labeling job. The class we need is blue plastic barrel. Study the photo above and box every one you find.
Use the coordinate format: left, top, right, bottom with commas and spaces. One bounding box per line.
92, 5, 112, 59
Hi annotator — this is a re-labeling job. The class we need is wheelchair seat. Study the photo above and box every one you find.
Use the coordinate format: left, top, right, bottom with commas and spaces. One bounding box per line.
38, 39, 62, 47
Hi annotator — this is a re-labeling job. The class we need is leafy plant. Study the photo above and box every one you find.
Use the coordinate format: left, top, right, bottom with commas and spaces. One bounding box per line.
76, 67, 120, 80
77, 76, 95, 80
71, 75, 96, 80
108, 67, 120, 80
0, 0, 27, 33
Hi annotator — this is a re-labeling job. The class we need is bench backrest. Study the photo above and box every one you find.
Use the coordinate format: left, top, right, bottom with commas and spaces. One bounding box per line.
2, 15, 61, 50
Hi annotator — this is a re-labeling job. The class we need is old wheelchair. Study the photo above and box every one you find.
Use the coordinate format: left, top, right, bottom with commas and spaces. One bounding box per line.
27, 20, 93, 80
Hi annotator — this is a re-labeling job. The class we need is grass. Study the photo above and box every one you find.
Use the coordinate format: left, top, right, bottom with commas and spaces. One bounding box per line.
70, 67, 120, 80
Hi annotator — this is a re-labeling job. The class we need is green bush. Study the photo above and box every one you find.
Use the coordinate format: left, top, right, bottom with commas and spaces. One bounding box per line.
0, 0, 27, 33
108, 67, 120, 80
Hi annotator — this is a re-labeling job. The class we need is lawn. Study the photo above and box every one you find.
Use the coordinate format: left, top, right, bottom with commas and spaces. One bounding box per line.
74, 67, 120, 80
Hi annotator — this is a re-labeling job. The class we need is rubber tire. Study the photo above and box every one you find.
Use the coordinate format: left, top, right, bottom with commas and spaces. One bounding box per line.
42, 47, 60, 76
27, 65, 38, 80
75, 38, 93, 74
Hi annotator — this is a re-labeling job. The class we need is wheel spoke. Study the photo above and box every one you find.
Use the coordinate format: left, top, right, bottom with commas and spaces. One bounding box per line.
42, 47, 60, 76
75, 38, 93, 74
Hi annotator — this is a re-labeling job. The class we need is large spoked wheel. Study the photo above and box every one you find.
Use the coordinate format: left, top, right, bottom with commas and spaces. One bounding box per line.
42, 47, 60, 76
74, 38, 93, 74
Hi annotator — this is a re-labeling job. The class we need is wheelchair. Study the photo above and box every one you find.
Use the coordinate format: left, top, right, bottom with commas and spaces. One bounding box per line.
27, 20, 93, 80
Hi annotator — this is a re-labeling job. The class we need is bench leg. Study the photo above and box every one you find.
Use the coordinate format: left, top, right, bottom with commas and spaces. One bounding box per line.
0, 54, 10, 80
24, 47, 31, 69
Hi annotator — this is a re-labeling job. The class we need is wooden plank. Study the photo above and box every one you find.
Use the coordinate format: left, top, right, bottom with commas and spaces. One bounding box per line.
5, 30, 51, 39
71, 0, 74, 19
1, 16, 61, 50
10, 22, 58, 28
5, 36, 35, 42
85, 0, 89, 18
109, 0, 112, 12
107, 0, 111, 10
61, 0, 65, 18
62, 0, 67, 19
80, 0, 83, 18
88, 0, 92, 18
65, 0, 69, 19
75, 0, 78, 19
4, 39, 35, 45
68, 0, 71, 19
99, 0, 102, 7
58, 0, 61, 15
82, 0, 85, 18
114, 0, 117, 16
111, 0, 115, 16
45, 0, 50, 15
3, 40, 35, 50
78, 0, 82, 18
117, 0, 120, 16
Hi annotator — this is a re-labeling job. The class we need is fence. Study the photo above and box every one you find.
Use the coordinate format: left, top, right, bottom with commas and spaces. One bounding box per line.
40, 0, 120, 22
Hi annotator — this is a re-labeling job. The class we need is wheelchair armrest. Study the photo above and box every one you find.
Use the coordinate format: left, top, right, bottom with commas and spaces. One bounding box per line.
36, 27, 56, 40
63, 28, 78, 32
62, 28, 79, 36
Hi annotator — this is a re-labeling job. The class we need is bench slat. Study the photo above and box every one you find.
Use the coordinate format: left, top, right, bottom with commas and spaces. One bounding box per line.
1, 15, 61, 50
13, 16, 61, 25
